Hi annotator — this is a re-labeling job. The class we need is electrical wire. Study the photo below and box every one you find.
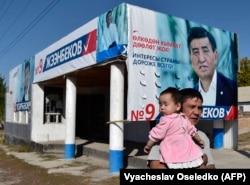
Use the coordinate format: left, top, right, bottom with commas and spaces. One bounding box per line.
0, 0, 12, 22
0, 0, 32, 42
0, 0, 60, 58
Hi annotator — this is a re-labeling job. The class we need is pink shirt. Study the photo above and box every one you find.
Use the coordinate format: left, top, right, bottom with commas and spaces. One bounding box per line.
149, 113, 203, 163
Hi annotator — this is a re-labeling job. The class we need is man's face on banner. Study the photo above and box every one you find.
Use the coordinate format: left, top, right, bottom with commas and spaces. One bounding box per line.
189, 37, 218, 81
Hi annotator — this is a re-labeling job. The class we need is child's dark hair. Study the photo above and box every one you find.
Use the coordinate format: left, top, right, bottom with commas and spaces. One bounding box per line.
160, 87, 182, 104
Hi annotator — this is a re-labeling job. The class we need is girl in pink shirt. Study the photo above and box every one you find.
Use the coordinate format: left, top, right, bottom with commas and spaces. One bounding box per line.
144, 87, 206, 169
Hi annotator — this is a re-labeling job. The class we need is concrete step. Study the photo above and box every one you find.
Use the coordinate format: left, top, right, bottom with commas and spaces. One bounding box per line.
35, 138, 148, 169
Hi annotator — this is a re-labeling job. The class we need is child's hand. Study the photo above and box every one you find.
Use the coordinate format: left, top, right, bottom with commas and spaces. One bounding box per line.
198, 140, 205, 148
144, 145, 152, 153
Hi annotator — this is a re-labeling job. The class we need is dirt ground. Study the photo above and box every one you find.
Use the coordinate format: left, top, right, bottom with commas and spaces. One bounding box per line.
238, 117, 250, 134
238, 132, 250, 151
0, 118, 250, 185
0, 129, 119, 185
0, 146, 119, 185
237, 117, 250, 150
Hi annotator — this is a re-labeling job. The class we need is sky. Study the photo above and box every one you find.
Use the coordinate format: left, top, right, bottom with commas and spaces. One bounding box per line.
0, 0, 249, 85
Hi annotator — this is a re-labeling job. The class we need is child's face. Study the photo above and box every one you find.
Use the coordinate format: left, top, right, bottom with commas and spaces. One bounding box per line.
159, 93, 181, 116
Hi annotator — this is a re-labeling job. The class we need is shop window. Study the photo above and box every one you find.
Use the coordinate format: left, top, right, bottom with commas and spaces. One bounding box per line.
44, 87, 64, 124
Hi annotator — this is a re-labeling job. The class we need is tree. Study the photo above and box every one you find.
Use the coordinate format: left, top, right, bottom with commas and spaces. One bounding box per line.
0, 75, 6, 125
238, 57, 250, 87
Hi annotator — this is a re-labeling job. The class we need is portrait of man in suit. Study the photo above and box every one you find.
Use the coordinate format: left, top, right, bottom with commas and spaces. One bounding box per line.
187, 26, 237, 106
100, 10, 119, 51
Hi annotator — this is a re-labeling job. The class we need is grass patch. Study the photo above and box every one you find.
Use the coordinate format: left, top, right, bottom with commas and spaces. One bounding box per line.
0, 136, 4, 144
0, 130, 4, 144
16, 145, 32, 152
238, 132, 250, 142
40, 154, 59, 160
7, 144, 32, 153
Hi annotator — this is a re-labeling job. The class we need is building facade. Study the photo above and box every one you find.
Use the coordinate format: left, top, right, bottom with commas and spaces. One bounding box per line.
4, 3, 239, 173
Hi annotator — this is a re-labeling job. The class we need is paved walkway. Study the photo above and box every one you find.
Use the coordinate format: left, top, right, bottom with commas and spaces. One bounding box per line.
38, 138, 250, 169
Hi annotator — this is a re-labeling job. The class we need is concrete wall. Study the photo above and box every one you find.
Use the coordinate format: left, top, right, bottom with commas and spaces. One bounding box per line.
238, 103, 250, 112
5, 90, 13, 122
4, 122, 31, 144
4, 84, 32, 144
224, 120, 238, 149
31, 84, 66, 142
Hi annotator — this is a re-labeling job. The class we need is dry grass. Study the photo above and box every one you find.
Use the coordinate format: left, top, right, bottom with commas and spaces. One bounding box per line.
238, 132, 250, 151
0, 130, 4, 144
238, 132, 250, 142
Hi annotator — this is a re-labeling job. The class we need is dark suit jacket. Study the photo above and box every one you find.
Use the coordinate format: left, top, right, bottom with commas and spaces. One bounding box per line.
194, 72, 237, 106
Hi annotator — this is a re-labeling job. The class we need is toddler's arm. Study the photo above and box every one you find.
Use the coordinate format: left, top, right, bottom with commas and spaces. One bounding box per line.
144, 139, 155, 153
193, 133, 204, 148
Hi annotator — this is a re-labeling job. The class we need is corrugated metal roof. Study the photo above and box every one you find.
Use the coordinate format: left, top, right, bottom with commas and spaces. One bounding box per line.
238, 86, 250, 102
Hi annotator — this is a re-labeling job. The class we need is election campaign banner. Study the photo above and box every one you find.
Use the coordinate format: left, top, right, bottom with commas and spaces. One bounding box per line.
33, 18, 98, 83
34, 3, 128, 84
126, 4, 238, 120
96, 3, 128, 62
9, 57, 34, 112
